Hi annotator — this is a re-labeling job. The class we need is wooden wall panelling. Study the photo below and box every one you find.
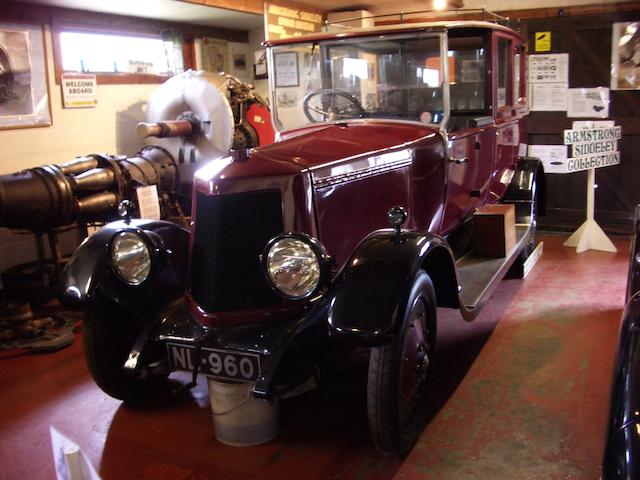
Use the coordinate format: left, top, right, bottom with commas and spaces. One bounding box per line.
527, 11, 640, 234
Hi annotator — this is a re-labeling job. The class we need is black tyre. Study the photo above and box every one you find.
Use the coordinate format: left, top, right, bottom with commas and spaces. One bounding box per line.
367, 271, 437, 456
83, 299, 166, 401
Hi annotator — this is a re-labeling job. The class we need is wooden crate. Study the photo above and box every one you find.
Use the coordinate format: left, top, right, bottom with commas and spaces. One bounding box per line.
473, 204, 516, 258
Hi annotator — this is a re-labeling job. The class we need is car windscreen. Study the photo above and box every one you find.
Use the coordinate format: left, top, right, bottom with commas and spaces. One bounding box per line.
270, 33, 446, 132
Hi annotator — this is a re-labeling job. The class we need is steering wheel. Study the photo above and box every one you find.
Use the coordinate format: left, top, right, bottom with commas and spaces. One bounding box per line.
302, 89, 366, 123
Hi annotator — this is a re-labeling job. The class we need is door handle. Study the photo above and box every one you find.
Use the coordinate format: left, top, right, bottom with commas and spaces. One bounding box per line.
449, 156, 468, 164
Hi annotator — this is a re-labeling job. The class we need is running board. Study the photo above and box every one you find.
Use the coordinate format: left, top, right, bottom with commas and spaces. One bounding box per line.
455, 224, 532, 321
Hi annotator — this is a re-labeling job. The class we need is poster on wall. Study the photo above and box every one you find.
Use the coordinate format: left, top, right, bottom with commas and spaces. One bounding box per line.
228, 42, 250, 82
0, 22, 51, 129
274, 52, 298, 87
200, 37, 229, 74
528, 83, 568, 111
528, 54, 569, 83
611, 22, 640, 90
528, 145, 568, 174
567, 87, 610, 118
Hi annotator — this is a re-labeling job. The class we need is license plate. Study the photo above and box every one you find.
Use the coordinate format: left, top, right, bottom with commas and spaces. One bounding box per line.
167, 342, 261, 383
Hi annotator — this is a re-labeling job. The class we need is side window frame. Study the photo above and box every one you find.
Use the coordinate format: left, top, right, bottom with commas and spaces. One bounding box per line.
492, 32, 514, 119
51, 14, 198, 85
514, 41, 528, 114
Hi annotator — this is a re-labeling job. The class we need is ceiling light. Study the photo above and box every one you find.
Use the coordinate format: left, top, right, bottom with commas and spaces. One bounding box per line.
433, 0, 464, 9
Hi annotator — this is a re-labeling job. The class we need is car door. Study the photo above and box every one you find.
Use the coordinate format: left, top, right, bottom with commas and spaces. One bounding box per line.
440, 32, 496, 235
488, 33, 521, 203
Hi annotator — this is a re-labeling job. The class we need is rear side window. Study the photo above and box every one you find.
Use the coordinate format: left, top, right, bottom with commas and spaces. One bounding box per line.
496, 37, 511, 108
448, 36, 487, 112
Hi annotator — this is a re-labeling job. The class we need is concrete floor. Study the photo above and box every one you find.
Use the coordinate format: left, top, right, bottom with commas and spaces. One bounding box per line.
0, 234, 629, 479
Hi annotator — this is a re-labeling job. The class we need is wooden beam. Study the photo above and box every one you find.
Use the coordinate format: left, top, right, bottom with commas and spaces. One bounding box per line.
176, 0, 264, 16
1, 2, 248, 41
177, 0, 327, 17
375, 1, 640, 25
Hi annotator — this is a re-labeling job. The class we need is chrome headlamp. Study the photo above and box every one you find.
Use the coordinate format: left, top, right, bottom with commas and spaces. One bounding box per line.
110, 231, 152, 285
262, 233, 330, 300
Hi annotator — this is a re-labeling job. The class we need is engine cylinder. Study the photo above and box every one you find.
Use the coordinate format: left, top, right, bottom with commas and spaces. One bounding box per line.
58, 156, 99, 176
70, 168, 115, 192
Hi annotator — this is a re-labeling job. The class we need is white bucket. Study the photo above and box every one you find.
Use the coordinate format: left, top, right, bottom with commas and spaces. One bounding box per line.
208, 379, 279, 446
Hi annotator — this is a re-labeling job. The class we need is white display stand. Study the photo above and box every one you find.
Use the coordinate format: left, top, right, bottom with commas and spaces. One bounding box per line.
559, 122, 620, 254
563, 168, 617, 253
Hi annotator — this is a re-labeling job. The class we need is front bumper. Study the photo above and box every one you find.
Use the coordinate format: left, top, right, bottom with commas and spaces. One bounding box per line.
147, 298, 329, 399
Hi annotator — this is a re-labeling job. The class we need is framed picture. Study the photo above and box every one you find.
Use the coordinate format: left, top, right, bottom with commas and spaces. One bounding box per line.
0, 22, 52, 129
228, 42, 250, 82
274, 52, 299, 87
201, 37, 229, 74
611, 22, 640, 90
254, 50, 268, 80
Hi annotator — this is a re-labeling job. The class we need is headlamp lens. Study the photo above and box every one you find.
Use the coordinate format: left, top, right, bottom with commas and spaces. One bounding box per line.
111, 231, 151, 285
266, 237, 321, 299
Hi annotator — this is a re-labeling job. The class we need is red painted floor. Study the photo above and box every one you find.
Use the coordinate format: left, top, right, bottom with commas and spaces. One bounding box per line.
0, 234, 629, 479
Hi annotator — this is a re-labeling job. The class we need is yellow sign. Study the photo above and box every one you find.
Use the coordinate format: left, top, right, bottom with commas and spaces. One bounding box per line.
535, 32, 551, 52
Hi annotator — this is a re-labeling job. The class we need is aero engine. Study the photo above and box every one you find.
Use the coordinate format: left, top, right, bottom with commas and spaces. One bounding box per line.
0, 71, 275, 231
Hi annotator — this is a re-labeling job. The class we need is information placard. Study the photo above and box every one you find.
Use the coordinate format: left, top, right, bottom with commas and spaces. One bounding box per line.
562, 125, 621, 173
528, 145, 568, 174
528, 54, 569, 83
135, 185, 161, 220
567, 87, 610, 118
529, 83, 568, 111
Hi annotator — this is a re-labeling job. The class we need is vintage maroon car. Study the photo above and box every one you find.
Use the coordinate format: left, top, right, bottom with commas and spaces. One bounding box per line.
59, 20, 543, 455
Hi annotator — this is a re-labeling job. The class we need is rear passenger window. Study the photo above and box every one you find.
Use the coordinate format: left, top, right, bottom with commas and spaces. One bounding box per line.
497, 38, 511, 108
448, 36, 486, 112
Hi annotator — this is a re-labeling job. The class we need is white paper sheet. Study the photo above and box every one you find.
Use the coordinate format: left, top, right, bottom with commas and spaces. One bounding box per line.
529, 83, 568, 111
135, 185, 161, 220
567, 87, 610, 118
528, 54, 569, 83
528, 144, 569, 174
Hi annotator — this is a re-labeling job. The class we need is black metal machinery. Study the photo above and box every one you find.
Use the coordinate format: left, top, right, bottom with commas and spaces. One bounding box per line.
0, 72, 274, 233
0, 71, 274, 315
0, 146, 182, 231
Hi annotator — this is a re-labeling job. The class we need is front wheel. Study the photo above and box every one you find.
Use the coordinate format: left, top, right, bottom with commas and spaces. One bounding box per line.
367, 271, 437, 456
83, 299, 167, 401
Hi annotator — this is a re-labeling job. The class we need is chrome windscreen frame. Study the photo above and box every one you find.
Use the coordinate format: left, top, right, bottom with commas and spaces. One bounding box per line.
266, 29, 451, 134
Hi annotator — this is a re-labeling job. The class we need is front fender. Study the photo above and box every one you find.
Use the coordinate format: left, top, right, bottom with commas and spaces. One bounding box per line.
58, 219, 189, 315
325, 229, 458, 346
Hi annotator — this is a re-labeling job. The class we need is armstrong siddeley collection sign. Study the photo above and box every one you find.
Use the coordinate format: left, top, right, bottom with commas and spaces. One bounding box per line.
562, 125, 622, 173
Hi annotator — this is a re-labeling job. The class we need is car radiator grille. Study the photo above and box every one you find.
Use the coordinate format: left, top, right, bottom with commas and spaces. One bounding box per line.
189, 190, 284, 312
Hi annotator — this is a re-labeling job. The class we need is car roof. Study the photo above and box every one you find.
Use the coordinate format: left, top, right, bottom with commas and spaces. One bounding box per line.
264, 20, 524, 47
